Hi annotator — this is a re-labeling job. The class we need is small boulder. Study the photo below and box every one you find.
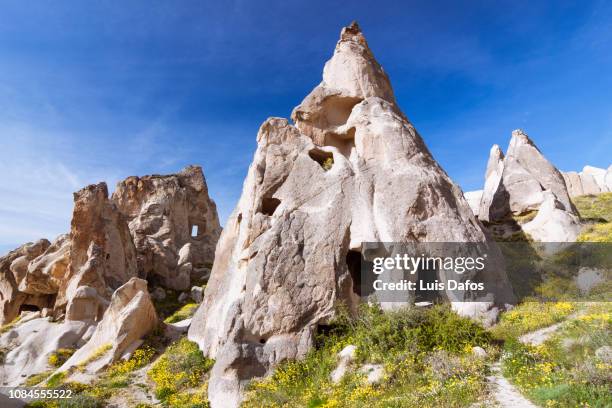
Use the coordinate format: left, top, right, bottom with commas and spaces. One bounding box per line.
595, 346, 612, 364
191, 286, 204, 303
575, 268, 604, 295
330, 345, 357, 383
359, 364, 384, 384
471, 346, 487, 359
178, 292, 190, 303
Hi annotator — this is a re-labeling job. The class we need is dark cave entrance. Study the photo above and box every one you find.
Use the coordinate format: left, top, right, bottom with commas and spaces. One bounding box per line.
346, 250, 363, 296
260, 197, 281, 216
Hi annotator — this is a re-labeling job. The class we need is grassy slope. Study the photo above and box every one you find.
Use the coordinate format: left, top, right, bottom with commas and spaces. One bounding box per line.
244, 305, 495, 408
495, 193, 612, 408
575, 192, 612, 242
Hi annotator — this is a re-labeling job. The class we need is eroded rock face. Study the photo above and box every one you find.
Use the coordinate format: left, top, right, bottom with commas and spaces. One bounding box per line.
189, 23, 513, 407
478, 145, 505, 222
464, 190, 483, 218
473, 132, 586, 242
0, 240, 58, 325
291, 22, 396, 147
19, 234, 70, 296
562, 165, 611, 197
58, 182, 138, 321
0, 316, 91, 386
112, 166, 221, 290
58, 278, 157, 374
522, 191, 582, 242
480, 130, 578, 223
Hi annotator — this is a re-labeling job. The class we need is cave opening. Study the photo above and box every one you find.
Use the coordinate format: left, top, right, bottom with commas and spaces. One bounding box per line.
260, 197, 281, 216
346, 250, 363, 296
308, 148, 334, 171
19, 304, 41, 313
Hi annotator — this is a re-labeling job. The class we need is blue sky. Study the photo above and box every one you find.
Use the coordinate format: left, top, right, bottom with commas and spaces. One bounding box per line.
1, 0, 611, 254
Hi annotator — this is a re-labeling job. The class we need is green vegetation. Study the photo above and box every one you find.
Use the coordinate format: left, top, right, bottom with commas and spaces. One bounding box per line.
46, 371, 67, 388
322, 157, 334, 171
151, 288, 183, 320
76, 343, 112, 370
48, 348, 76, 367
26, 343, 158, 408
25, 370, 54, 386
0, 315, 22, 334
501, 302, 611, 408
147, 336, 214, 407
164, 302, 199, 324
575, 192, 612, 242
511, 210, 538, 225
244, 304, 494, 408
490, 301, 575, 340
574, 192, 612, 222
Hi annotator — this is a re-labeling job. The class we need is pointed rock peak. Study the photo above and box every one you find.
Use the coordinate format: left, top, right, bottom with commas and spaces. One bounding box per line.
508, 129, 539, 155
490, 144, 504, 160
338, 21, 365, 45
292, 23, 396, 144
322, 22, 395, 101
483, 144, 505, 180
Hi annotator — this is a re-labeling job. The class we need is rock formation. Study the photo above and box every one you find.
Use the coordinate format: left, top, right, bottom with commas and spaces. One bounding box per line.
0, 165, 220, 388
478, 130, 578, 222
0, 239, 59, 325
58, 182, 138, 322
562, 165, 611, 197
522, 191, 581, 242
111, 166, 221, 290
464, 190, 483, 218
0, 313, 91, 386
1, 165, 220, 329
58, 278, 157, 374
188, 22, 513, 407
478, 145, 505, 223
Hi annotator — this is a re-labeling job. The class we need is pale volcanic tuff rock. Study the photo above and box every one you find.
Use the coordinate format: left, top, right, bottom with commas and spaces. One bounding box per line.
478, 145, 505, 223
562, 165, 611, 197
479, 130, 578, 222
0, 239, 58, 325
464, 190, 483, 217
189, 23, 514, 407
0, 315, 91, 386
58, 182, 139, 322
111, 165, 221, 290
522, 191, 582, 242
58, 278, 157, 375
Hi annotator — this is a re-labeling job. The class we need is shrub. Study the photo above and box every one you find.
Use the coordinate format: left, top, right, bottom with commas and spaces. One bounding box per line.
164, 303, 199, 324
244, 304, 493, 408
107, 345, 155, 376
147, 337, 214, 405
25, 370, 54, 386
48, 348, 76, 367
490, 301, 575, 340
501, 302, 612, 407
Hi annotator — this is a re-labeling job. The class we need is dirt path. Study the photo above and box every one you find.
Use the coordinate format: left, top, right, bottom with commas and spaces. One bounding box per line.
487, 315, 576, 408
486, 362, 538, 408
518, 322, 564, 346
